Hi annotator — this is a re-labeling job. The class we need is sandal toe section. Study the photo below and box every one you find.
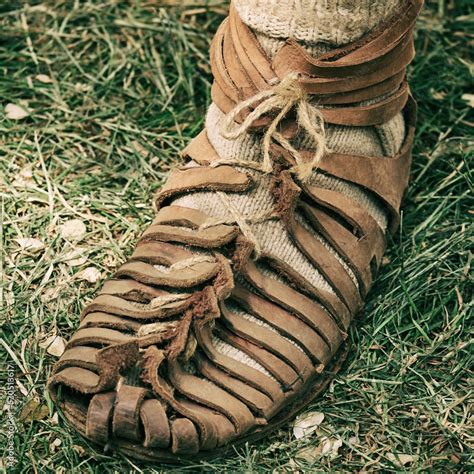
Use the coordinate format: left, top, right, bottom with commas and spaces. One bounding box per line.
86, 392, 116, 445
140, 399, 171, 448
171, 418, 200, 455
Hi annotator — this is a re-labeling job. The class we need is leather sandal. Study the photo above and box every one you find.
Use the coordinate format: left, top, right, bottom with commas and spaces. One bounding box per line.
48, 0, 423, 462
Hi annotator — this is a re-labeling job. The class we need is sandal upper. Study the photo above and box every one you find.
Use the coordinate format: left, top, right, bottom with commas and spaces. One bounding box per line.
47, 0, 422, 460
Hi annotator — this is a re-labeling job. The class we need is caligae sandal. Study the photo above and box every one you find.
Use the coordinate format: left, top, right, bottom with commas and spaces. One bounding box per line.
48, 0, 423, 462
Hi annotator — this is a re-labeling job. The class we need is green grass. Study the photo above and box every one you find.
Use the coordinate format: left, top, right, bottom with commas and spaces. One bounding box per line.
0, 0, 472, 472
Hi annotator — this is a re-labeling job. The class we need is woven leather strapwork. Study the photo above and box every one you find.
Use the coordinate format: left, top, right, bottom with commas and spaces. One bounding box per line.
47, 0, 422, 461
211, 0, 422, 128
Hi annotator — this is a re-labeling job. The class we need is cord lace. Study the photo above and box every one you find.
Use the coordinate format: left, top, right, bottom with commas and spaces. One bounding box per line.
219, 74, 327, 182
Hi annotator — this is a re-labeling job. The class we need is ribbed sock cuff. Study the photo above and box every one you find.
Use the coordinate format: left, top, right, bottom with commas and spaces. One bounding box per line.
233, 0, 403, 46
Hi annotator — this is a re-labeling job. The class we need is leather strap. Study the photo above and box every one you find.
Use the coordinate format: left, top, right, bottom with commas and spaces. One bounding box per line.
194, 324, 285, 402
316, 97, 417, 230
195, 352, 275, 419
155, 165, 252, 209
210, 1, 423, 127
231, 284, 332, 365
181, 129, 221, 166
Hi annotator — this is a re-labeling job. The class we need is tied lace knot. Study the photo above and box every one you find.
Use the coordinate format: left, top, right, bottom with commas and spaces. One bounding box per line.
220, 74, 327, 182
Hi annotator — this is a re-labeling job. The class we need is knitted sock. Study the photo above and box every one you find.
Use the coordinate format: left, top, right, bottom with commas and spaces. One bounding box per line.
235, 0, 403, 46
173, 0, 406, 371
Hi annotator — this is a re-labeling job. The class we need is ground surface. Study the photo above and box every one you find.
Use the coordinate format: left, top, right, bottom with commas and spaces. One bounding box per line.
0, 0, 472, 472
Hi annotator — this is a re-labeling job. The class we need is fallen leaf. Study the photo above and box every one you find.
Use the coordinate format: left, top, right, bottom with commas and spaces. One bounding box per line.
295, 445, 321, 462
451, 454, 461, 464
431, 90, 446, 100
330, 438, 343, 456
50, 412, 59, 426
295, 435, 343, 461
293, 411, 325, 439
5, 103, 29, 120
130, 140, 149, 157
461, 93, 474, 108
35, 74, 53, 83
63, 248, 87, 267
60, 219, 86, 240
40, 334, 66, 357
12, 167, 34, 188
14, 237, 45, 252
77, 266, 101, 283
386, 453, 419, 467
72, 444, 86, 457
40, 286, 62, 303
348, 435, 359, 446
50, 438, 62, 452
19, 399, 49, 423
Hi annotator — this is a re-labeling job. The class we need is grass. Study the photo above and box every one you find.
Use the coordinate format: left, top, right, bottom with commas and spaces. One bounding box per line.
0, 0, 472, 472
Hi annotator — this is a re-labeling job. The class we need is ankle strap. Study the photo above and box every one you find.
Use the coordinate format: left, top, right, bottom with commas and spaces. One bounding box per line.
211, 0, 423, 128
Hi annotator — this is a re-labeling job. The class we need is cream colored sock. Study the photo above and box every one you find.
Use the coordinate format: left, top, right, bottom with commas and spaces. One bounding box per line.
173, 0, 406, 372
234, 0, 402, 46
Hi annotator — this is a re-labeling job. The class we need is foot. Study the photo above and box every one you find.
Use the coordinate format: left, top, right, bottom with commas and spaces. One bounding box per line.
47, 0, 422, 461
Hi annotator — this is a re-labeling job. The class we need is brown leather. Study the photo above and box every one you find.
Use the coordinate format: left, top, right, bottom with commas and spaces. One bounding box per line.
155, 165, 252, 208
86, 392, 116, 444
211, 0, 423, 127
316, 97, 417, 230
113, 385, 149, 441
47, 0, 421, 462
195, 352, 276, 418
181, 129, 221, 166
232, 284, 332, 364
140, 399, 170, 448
